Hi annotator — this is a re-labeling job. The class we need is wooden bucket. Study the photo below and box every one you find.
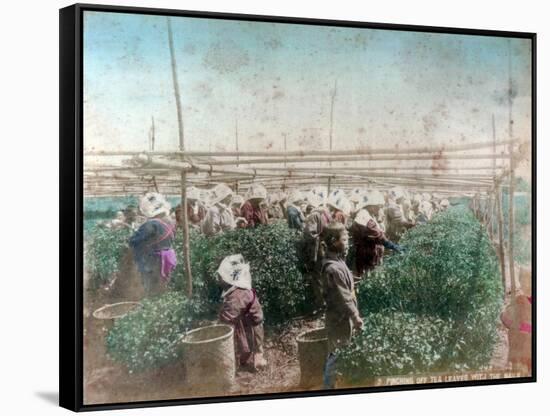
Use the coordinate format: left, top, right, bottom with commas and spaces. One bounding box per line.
181, 324, 235, 394
297, 327, 328, 388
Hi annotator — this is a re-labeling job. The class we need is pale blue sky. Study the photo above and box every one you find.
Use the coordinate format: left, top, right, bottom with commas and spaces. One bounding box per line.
83, 11, 532, 155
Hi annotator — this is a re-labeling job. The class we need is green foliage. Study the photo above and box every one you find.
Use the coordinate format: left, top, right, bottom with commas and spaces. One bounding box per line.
85, 225, 132, 289
340, 207, 503, 379
106, 292, 207, 372
338, 312, 457, 381
358, 207, 502, 319
171, 222, 313, 324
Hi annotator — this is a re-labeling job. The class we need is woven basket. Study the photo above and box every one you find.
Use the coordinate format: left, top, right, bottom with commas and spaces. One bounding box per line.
297, 327, 328, 388
92, 302, 141, 320
181, 324, 235, 393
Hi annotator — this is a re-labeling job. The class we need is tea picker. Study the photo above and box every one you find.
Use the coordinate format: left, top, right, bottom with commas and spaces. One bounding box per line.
217, 254, 268, 372
129, 192, 177, 296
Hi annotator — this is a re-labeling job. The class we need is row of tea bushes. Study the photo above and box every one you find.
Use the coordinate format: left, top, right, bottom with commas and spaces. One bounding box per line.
85, 225, 133, 289
105, 222, 314, 372
106, 292, 208, 372
170, 222, 314, 324
339, 207, 503, 380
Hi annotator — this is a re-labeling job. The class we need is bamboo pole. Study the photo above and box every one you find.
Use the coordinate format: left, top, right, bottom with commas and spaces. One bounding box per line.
182, 153, 511, 167
168, 16, 192, 296
84, 139, 517, 157
496, 183, 507, 292
181, 171, 192, 297
507, 40, 516, 295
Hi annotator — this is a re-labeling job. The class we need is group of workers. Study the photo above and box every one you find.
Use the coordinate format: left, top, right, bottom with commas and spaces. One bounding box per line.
106, 184, 451, 385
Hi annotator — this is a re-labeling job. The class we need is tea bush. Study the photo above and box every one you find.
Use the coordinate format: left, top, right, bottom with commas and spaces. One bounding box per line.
106, 291, 208, 372
338, 312, 457, 381
171, 222, 313, 323
85, 225, 132, 289
340, 207, 503, 379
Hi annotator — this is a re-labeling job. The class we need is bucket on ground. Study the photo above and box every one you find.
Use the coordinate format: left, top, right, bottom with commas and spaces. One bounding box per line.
92, 301, 141, 329
297, 327, 328, 388
181, 324, 235, 393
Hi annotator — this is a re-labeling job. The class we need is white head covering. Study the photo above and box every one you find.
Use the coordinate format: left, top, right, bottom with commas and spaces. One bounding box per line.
199, 189, 212, 206
440, 199, 450, 208
367, 190, 385, 206
210, 183, 233, 205
139, 192, 171, 218
306, 186, 327, 207
355, 193, 371, 212
288, 190, 305, 205
245, 183, 268, 201
327, 189, 351, 214
422, 192, 432, 202
348, 188, 364, 203
231, 195, 245, 207
186, 186, 201, 201
354, 208, 374, 227
389, 187, 405, 201
419, 200, 434, 219
217, 254, 252, 290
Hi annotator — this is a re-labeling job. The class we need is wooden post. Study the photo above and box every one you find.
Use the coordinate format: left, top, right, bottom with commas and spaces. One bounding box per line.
496, 184, 507, 292
181, 171, 192, 297
508, 152, 516, 294
283, 133, 287, 168
328, 80, 337, 196
167, 17, 185, 151
167, 16, 192, 296
507, 39, 516, 295
235, 119, 239, 167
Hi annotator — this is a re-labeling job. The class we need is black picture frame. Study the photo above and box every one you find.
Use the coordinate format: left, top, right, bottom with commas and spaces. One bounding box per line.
60, 3, 537, 412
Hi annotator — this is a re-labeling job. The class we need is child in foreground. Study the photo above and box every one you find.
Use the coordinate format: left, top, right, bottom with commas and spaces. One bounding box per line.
217, 254, 268, 372
320, 221, 364, 389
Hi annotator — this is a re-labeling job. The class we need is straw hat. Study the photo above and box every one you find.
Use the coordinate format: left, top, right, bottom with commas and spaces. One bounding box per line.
245, 183, 268, 201
217, 254, 252, 290
210, 183, 233, 205
139, 192, 171, 218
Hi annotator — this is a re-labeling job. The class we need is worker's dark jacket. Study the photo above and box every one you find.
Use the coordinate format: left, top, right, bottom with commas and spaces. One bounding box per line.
321, 252, 360, 352
385, 202, 410, 242
240, 201, 268, 228
350, 217, 387, 276
287, 205, 305, 231
129, 217, 175, 276
219, 287, 264, 365
302, 209, 332, 268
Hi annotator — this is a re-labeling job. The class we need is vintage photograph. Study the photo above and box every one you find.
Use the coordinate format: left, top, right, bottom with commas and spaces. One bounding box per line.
81, 9, 533, 405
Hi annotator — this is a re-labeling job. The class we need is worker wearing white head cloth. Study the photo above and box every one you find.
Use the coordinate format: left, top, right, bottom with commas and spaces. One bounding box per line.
130, 192, 177, 295
385, 187, 414, 243
302, 186, 333, 312
175, 186, 206, 230
350, 190, 403, 277
286, 190, 306, 231
327, 189, 351, 225
201, 183, 236, 236
217, 254, 267, 371
241, 183, 269, 228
